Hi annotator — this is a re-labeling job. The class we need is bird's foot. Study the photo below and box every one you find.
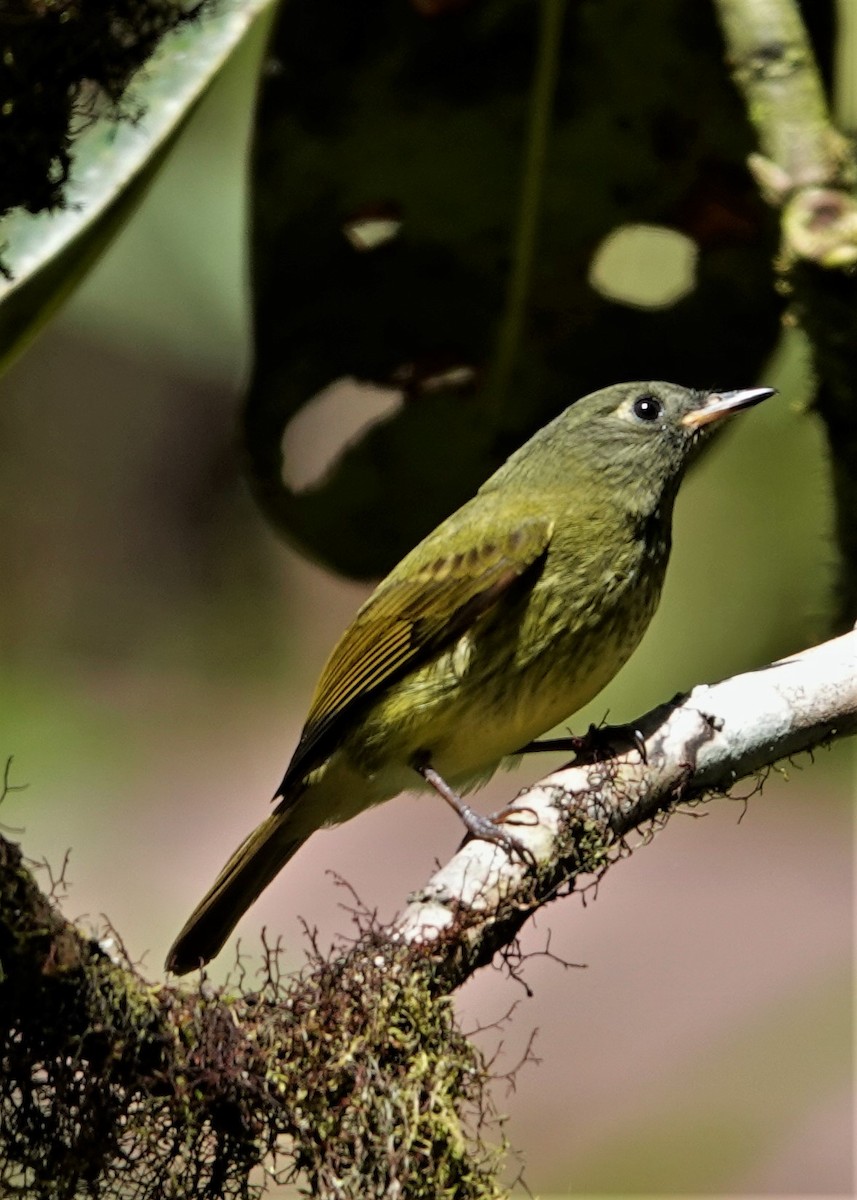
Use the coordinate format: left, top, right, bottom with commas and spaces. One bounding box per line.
515, 733, 589, 757
517, 722, 649, 765
578, 722, 649, 764
414, 761, 538, 869
515, 725, 609, 763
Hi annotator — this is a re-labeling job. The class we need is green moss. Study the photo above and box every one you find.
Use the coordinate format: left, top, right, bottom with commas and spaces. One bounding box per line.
1, 837, 507, 1198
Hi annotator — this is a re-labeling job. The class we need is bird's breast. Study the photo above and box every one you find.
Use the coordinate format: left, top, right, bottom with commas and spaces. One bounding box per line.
347, 525, 668, 791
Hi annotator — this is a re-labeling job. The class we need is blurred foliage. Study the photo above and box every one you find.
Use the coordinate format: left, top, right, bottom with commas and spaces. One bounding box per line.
247, 0, 829, 578
0, 0, 277, 369
0, 0, 838, 586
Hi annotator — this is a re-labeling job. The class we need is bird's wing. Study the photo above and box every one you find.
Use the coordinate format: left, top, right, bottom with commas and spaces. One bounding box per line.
278, 513, 553, 793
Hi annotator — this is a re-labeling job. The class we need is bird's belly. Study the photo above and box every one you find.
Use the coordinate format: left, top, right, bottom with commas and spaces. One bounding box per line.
430, 628, 633, 787
350, 600, 650, 794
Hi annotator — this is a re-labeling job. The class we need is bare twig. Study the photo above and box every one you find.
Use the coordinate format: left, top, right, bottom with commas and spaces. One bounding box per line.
394, 629, 857, 987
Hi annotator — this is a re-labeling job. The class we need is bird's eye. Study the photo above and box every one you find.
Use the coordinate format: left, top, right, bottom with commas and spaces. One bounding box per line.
632, 395, 663, 422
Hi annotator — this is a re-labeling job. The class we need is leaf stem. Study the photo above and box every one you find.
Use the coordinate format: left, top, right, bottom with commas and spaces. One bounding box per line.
487, 0, 565, 420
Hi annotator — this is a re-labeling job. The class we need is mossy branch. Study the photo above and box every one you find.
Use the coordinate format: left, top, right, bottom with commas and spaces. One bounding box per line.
3, 629, 856, 1198
712, 0, 857, 627
0, 832, 508, 1200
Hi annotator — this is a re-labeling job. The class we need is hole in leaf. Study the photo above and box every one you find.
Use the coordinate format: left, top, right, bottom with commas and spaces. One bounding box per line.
281, 378, 403, 492
588, 223, 699, 309
342, 201, 403, 251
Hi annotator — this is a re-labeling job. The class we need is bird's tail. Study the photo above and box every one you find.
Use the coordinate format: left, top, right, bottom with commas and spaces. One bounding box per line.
165, 800, 309, 976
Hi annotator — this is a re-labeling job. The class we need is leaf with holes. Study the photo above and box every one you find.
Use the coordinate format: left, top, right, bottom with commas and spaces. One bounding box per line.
245, 0, 831, 579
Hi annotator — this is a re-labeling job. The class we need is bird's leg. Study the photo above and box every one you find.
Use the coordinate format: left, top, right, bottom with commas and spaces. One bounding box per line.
516, 722, 649, 764
413, 760, 537, 867
515, 735, 586, 755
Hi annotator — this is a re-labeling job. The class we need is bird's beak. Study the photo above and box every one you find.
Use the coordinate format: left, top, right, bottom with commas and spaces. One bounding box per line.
681, 387, 777, 429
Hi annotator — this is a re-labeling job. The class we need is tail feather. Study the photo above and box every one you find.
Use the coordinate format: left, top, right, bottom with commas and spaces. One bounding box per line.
165, 809, 308, 976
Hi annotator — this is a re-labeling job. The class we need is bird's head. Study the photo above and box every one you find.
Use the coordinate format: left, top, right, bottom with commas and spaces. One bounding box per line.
503, 380, 775, 502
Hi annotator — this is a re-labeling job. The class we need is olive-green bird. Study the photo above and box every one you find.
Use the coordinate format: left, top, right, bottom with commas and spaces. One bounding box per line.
166, 380, 773, 974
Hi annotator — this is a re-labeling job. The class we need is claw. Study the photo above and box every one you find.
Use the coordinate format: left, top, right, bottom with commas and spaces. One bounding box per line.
492, 803, 539, 827
632, 728, 648, 764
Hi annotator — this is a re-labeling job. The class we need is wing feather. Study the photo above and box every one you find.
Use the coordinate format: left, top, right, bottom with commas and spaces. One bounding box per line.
277, 514, 553, 793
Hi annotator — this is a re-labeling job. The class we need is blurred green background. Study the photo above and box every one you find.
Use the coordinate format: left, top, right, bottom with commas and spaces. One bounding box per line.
0, 8, 853, 1197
